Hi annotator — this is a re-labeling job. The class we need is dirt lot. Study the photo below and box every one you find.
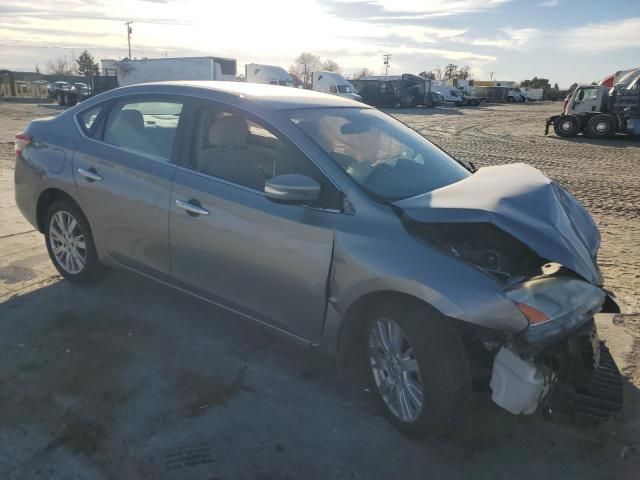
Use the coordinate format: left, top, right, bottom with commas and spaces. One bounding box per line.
0, 100, 638, 479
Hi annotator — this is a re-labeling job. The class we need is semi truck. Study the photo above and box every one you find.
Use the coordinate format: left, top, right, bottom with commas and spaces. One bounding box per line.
474, 80, 526, 102
312, 71, 362, 101
475, 85, 526, 103
101, 56, 237, 87
245, 64, 293, 86
545, 68, 640, 139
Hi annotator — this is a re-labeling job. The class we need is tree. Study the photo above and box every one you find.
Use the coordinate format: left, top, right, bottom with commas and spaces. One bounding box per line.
46, 56, 74, 75
456, 66, 470, 80
521, 77, 551, 90
568, 82, 579, 94
34, 64, 41, 74
321, 59, 341, 73
443, 64, 458, 80
289, 52, 321, 87
76, 50, 98, 76
418, 71, 435, 80
355, 67, 374, 79
441, 64, 470, 80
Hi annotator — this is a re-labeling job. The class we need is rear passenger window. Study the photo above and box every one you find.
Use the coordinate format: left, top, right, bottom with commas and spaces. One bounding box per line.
77, 105, 102, 135
189, 103, 341, 209
103, 99, 183, 161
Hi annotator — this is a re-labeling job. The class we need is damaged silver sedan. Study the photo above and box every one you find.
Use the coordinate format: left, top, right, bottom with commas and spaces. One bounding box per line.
14, 82, 622, 438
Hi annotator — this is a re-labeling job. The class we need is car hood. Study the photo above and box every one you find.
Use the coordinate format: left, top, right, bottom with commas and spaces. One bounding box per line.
393, 163, 602, 285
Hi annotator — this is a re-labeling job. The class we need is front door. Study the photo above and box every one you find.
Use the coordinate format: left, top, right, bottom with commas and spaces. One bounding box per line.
73, 96, 186, 278
169, 100, 342, 341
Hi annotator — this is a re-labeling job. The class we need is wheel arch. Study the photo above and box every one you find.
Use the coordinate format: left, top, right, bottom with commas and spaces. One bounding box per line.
36, 188, 80, 232
337, 290, 452, 362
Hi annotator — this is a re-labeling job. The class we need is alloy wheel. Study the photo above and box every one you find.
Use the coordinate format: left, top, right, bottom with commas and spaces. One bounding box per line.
369, 318, 424, 422
49, 210, 87, 274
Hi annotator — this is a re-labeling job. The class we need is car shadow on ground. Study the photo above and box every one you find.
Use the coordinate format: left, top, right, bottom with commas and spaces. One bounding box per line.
0, 270, 637, 479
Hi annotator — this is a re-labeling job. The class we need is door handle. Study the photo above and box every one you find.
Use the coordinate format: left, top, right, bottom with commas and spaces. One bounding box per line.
77, 167, 103, 182
175, 199, 210, 216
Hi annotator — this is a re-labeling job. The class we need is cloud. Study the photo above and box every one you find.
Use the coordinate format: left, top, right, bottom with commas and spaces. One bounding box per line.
321, 0, 511, 23
453, 27, 539, 49
538, 0, 559, 6
562, 17, 640, 52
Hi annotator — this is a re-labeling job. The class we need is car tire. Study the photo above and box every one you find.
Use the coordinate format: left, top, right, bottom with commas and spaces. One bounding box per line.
587, 114, 616, 138
56, 92, 66, 106
365, 299, 472, 438
44, 199, 104, 283
67, 94, 77, 106
553, 114, 580, 137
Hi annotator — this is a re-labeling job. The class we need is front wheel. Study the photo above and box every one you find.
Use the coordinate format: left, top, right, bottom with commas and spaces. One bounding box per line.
56, 92, 66, 106
365, 300, 471, 438
44, 199, 104, 283
553, 114, 580, 137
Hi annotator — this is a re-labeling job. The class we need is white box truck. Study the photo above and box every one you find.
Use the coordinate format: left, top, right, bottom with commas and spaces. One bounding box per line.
522, 88, 543, 101
103, 56, 237, 87
312, 71, 362, 101
245, 64, 293, 86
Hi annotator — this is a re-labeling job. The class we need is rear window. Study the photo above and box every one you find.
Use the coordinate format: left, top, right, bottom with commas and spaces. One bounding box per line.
102, 100, 184, 161
77, 104, 103, 135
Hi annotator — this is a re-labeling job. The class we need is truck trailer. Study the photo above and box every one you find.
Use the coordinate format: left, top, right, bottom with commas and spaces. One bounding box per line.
545, 68, 640, 138
102, 56, 237, 87
360, 74, 434, 106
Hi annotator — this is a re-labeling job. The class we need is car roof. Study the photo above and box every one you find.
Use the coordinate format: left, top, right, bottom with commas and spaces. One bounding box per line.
108, 81, 369, 111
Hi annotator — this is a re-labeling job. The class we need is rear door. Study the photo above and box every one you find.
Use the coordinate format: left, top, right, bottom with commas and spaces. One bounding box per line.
168, 100, 341, 341
73, 96, 186, 278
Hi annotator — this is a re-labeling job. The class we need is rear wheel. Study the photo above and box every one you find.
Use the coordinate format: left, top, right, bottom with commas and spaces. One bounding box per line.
66, 94, 77, 106
56, 92, 66, 106
553, 114, 580, 137
365, 300, 471, 438
587, 114, 616, 138
44, 199, 104, 283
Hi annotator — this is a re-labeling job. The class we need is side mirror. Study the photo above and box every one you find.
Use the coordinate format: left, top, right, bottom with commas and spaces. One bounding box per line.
265, 174, 320, 204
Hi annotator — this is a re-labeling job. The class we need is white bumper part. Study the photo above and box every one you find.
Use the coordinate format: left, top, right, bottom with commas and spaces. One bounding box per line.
490, 347, 552, 415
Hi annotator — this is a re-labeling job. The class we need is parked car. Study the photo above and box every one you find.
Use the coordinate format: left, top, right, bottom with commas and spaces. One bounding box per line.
73, 82, 92, 100
14, 82, 622, 437
47, 80, 72, 99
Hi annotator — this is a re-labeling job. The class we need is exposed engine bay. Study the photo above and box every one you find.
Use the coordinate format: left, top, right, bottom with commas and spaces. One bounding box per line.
403, 220, 548, 284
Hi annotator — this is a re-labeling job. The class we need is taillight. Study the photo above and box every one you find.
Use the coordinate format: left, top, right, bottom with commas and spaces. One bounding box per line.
15, 132, 32, 159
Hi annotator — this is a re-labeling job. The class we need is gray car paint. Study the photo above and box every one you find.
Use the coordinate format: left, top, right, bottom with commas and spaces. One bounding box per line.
14, 81, 605, 356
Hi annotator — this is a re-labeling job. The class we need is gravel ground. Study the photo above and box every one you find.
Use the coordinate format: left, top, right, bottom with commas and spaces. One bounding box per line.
0, 100, 638, 479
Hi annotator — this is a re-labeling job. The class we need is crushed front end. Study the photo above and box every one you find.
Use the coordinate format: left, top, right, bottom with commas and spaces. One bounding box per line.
489, 276, 623, 421
393, 163, 625, 422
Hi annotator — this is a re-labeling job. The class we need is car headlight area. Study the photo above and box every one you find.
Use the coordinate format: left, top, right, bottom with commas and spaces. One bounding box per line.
505, 276, 606, 343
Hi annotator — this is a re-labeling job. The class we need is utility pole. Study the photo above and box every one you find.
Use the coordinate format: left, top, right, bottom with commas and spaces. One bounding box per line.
125, 21, 134, 59
383, 54, 392, 75
489, 71, 495, 81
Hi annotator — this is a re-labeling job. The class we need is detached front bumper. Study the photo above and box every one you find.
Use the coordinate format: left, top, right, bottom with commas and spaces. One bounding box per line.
490, 319, 623, 421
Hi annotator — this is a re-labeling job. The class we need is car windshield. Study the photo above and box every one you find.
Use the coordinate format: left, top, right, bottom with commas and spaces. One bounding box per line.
337, 85, 352, 93
288, 108, 470, 201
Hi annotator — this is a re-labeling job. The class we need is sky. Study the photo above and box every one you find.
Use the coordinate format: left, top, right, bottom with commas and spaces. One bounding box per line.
1, 0, 639, 88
